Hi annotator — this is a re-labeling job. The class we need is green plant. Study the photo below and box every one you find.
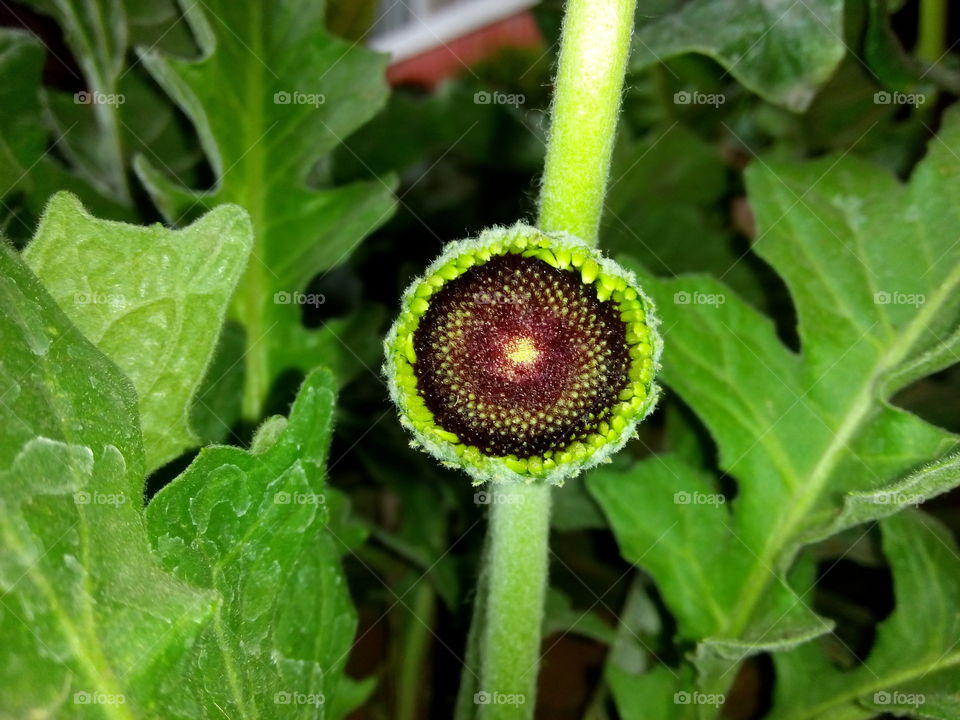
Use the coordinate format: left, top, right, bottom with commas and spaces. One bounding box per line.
383, 2, 659, 716
2, 0, 960, 719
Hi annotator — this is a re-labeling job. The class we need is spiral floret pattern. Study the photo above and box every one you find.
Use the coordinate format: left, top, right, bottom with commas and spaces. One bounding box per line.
384, 224, 661, 486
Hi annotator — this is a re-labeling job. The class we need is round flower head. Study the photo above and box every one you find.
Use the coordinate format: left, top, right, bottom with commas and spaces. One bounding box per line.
384, 224, 662, 486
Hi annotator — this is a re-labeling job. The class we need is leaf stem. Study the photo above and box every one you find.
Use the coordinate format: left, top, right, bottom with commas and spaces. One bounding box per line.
918, 0, 948, 64
397, 580, 436, 720
478, 483, 552, 719
538, 0, 638, 246
237, 255, 269, 421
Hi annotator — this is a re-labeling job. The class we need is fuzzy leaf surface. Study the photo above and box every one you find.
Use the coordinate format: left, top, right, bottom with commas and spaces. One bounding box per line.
769, 511, 960, 720
24, 192, 253, 472
632, 0, 846, 110
0, 245, 214, 717
145, 369, 363, 718
593, 107, 960, 696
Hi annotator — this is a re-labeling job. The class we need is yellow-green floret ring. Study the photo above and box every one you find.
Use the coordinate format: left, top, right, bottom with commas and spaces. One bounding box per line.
383, 223, 662, 487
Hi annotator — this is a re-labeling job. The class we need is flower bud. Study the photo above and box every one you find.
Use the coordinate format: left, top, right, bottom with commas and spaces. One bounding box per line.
384, 224, 661, 486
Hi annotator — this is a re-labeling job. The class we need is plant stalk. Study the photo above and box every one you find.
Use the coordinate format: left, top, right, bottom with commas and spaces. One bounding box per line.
397, 579, 436, 720
478, 484, 552, 719
918, 0, 948, 64
538, 0, 639, 246
471, 1, 637, 717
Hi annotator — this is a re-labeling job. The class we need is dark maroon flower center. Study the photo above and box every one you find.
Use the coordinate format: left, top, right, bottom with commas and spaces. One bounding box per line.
412, 254, 631, 457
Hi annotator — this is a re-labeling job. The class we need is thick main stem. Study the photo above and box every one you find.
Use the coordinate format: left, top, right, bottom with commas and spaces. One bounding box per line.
538, 0, 638, 246
478, 484, 552, 719
918, 0, 947, 64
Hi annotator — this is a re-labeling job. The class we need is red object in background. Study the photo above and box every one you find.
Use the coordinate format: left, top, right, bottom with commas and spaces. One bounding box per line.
386, 10, 543, 89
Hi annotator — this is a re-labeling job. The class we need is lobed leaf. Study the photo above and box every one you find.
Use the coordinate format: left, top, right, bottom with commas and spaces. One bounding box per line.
632, 0, 846, 111
601, 125, 767, 307
593, 104, 960, 705
134, 0, 398, 418
0, 29, 130, 233
769, 511, 960, 720
17, 0, 204, 207
0, 246, 361, 717
590, 454, 831, 649
24, 192, 253, 473
0, 245, 214, 717
146, 368, 364, 718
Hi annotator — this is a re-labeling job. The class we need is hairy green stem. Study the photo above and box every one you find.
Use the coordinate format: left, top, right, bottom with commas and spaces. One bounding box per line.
478, 484, 552, 719
918, 0, 947, 64
538, 0, 638, 245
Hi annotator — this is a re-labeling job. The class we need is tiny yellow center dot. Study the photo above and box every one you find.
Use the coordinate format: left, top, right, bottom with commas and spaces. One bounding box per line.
505, 336, 539, 365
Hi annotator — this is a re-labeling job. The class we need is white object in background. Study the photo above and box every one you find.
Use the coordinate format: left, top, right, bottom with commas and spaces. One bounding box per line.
369, 0, 540, 63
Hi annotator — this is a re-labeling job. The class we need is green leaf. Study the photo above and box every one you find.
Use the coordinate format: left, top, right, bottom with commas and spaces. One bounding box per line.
126, 0, 198, 56
358, 422, 462, 610
781, 56, 930, 177
605, 576, 665, 676
145, 368, 363, 717
17, 0, 204, 207
601, 125, 766, 308
594, 105, 960, 695
632, 0, 846, 111
0, 29, 130, 236
16, 0, 129, 203
23, 192, 253, 472
863, 0, 923, 90
0, 244, 215, 716
0, 261, 361, 716
188, 319, 247, 445
602, 579, 705, 720
832, 450, 960, 530
133, 0, 397, 418
551, 474, 608, 531
543, 588, 616, 645
608, 665, 703, 720
769, 511, 960, 720
0, 30, 46, 208
590, 454, 833, 647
